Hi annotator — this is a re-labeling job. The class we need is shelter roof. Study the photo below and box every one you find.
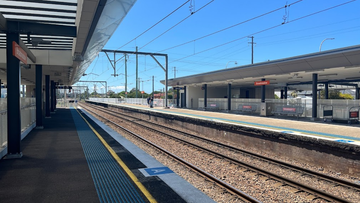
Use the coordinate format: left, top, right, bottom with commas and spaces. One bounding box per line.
165, 45, 360, 90
0, 0, 136, 86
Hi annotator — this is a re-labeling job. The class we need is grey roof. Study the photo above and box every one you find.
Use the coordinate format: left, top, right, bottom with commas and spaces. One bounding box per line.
164, 45, 360, 88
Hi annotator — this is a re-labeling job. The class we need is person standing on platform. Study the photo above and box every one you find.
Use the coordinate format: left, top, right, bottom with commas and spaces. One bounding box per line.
147, 97, 150, 107
150, 97, 154, 108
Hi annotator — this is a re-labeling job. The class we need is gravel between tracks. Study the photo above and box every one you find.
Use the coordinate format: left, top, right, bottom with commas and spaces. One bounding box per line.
83, 104, 360, 202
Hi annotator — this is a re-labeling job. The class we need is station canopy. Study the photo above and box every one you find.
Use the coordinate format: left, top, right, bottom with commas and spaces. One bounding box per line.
165, 45, 360, 91
0, 0, 136, 86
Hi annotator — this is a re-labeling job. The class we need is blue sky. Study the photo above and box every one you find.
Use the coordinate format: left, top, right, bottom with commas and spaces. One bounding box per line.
77, 0, 360, 94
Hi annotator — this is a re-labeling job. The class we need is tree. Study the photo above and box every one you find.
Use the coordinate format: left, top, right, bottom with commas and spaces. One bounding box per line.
290, 91, 297, 98
320, 89, 353, 99
274, 94, 280, 99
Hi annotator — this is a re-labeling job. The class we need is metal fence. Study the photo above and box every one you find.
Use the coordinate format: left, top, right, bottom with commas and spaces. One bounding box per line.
88, 97, 172, 107
197, 97, 360, 120
88, 97, 360, 120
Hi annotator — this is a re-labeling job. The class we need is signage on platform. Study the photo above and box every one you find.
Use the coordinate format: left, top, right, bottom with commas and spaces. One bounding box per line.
283, 107, 296, 112
254, 80, 270, 86
144, 167, 173, 176
12, 41, 27, 64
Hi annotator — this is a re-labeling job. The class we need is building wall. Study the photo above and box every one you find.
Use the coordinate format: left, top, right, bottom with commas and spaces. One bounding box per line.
255, 86, 275, 99
187, 86, 203, 109
240, 87, 256, 98
182, 85, 275, 109
208, 86, 227, 98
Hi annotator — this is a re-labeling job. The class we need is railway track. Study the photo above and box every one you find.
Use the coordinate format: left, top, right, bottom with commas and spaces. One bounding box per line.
78, 103, 261, 203
80, 102, 360, 202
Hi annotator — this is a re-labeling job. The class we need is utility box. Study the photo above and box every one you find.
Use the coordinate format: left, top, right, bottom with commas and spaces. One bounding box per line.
260, 102, 272, 116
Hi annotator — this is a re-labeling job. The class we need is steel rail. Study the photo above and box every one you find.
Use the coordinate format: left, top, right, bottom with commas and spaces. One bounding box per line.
79, 103, 262, 203
82, 102, 355, 203
96, 103, 360, 191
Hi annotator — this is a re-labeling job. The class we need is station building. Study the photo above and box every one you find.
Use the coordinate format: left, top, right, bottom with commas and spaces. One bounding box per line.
164, 45, 360, 119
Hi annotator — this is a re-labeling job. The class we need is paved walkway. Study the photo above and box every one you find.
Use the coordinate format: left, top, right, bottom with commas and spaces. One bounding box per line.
114, 103, 360, 145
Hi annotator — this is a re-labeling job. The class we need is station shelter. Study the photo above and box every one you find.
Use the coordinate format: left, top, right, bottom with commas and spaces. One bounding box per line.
164, 45, 360, 121
0, 0, 137, 159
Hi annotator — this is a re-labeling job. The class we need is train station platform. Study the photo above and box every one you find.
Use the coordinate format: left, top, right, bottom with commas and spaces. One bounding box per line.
0, 107, 214, 203
99, 102, 360, 146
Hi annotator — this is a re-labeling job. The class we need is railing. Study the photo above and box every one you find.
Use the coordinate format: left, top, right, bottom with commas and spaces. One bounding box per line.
0, 98, 36, 152
88, 97, 360, 120
88, 97, 170, 107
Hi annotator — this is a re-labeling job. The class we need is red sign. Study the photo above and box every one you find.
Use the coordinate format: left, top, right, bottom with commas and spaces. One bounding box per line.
243, 105, 252, 109
125, 92, 128, 94
141, 91, 144, 94
254, 80, 270, 86
12, 41, 27, 64
283, 107, 296, 112
350, 111, 358, 118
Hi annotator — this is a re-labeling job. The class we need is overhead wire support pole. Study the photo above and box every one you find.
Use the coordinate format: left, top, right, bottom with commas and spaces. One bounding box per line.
101, 49, 169, 108
124, 53, 128, 98
136, 46, 138, 98
78, 80, 107, 96
248, 36, 255, 64
103, 51, 118, 77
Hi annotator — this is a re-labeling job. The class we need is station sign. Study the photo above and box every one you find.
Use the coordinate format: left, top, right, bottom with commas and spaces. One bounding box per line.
254, 80, 270, 86
13, 41, 27, 64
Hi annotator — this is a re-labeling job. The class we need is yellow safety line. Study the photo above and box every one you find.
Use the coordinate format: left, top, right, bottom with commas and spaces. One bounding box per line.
74, 107, 157, 203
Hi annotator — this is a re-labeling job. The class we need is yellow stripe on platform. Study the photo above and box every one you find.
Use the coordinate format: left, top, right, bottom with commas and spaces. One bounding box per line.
74, 107, 157, 203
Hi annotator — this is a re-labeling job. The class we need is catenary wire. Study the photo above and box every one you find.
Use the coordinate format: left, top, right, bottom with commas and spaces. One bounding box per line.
159, 0, 303, 52
116, 0, 191, 50
171, 0, 357, 63
139, 0, 215, 50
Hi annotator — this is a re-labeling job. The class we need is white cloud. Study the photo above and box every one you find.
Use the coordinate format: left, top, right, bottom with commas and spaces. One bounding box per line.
108, 86, 125, 92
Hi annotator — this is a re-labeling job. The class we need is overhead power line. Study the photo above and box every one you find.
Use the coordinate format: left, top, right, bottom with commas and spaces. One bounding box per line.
110, 0, 214, 65
139, 0, 215, 50
171, 0, 357, 63
116, 0, 191, 50
160, 0, 303, 52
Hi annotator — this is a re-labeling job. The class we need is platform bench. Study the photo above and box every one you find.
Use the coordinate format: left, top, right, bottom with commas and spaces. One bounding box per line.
237, 104, 257, 113
272, 106, 304, 119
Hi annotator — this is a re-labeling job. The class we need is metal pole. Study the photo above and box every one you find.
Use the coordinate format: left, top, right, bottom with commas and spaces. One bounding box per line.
22, 85, 25, 98
228, 83, 231, 111
251, 36, 254, 64
261, 78, 265, 103
51, 80, 54, 112
45, 75, 50, 118
165, 55, 168, 108
136, 46, 138, 98
204, 84, 207, 108
184, 86, 187, 108
152, 76, 154, 97
319, 38, 335, 52
324, 83, 329, 99
125, 54, 127, 98
312, 73, 318, 119
6, 31, 22, 158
